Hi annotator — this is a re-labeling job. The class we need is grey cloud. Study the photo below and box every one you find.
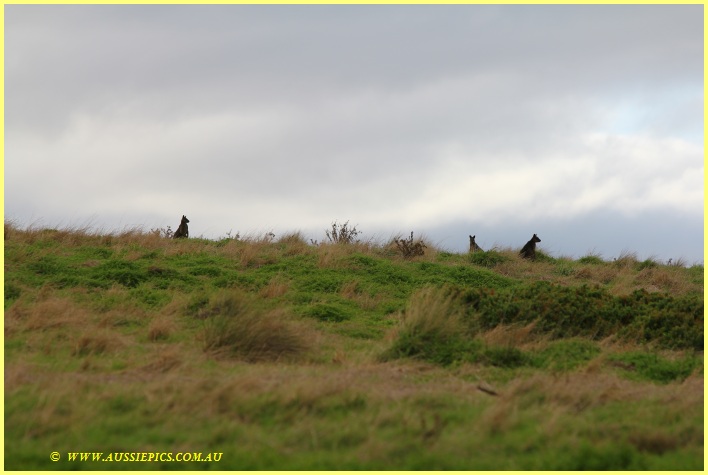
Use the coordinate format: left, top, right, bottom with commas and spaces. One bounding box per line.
7, 5, 702, 130
5, 5, 703, 263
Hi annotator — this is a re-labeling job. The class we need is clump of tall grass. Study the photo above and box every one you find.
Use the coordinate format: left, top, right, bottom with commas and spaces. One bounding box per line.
614, 250, 639, 268
578, 251, 605, 265
197, 291, 308, 362
468, 250, 510, 268
380, 286, 478, 365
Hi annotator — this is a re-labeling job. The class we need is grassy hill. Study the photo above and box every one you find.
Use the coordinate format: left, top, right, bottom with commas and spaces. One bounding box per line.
4, 222, 704, 470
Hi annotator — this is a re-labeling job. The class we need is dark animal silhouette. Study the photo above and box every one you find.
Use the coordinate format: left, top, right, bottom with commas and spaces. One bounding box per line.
173, 215, 190, 239
469, 235, 483, 253
519, 233, 541, 260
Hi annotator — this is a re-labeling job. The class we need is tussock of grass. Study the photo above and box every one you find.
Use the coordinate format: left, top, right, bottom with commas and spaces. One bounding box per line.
467, 249, 511, 268
380, 286, 479, 366
6, 295, 86, 333
147, 316, 175, 342
72, 331, 121, 357
198, 291, 309, 362
578, 252, 605, 264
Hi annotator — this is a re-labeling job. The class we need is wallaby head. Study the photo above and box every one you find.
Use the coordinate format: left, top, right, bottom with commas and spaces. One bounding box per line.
469, 235, 483, 252
531, 233, 540, 243
181, 215, 190, 225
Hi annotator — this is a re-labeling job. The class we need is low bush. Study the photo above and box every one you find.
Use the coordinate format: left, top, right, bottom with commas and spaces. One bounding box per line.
481, 345, 530, 368
303, 302, 354, 322
324, 221, 362, 245
394, 232, 427, 259
462, 283, 703, 350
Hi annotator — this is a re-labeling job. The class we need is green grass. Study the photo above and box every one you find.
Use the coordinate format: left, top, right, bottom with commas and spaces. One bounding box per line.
4, 222, 704, 470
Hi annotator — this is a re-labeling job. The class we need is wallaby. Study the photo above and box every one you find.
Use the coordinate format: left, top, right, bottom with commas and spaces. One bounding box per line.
173, 215, 190, 239
469, 235, 483, 253
519, 233, 541, 260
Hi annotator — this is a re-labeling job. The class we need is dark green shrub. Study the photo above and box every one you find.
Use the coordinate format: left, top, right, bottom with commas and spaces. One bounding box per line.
482, 346, 530, 368
188, 266, 222, 277
607, 352, 702, 384
4, 282, 21, 306
304, 303, 353, 322
29, 255, 62, 276
93, 260, 147, 288
462, 283, 703, 350
299, 273, 344, 293
551, 442, 643, 470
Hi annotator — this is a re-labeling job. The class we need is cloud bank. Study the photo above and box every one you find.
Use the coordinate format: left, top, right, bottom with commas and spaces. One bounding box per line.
5, 5, 704, 262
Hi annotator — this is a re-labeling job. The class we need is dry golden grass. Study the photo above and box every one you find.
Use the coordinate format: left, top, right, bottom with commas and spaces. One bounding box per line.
633, 266, 691, 293
315, 241, 378, 268
573, 264, 618, 285
397, 285, 466, 340
72, 330, 124, 357
215, 238, 284, 268
277, 231, 310, 254
259, 275, 291, 299
138, 346, 185, 374
481, 368, 704, 439
147, 316, 176, 342
479, 322, 544, 350
5, 221, 165, 249
5, 293, 89, 334
200, 291, 310, 362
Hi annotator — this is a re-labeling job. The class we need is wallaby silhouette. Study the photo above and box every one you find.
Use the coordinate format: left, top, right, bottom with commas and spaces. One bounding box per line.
469, 235, 483, 253
520, 233, 541, 260
173, 215, 190, 239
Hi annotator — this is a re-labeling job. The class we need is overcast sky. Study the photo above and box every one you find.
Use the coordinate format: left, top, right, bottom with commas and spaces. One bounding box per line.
5, 5, 704, 263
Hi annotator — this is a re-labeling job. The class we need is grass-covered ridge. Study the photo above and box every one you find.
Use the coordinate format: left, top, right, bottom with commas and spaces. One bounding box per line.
4, 222, 704, 470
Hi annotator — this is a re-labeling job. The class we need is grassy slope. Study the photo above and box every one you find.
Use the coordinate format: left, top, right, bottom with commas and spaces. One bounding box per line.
4, 223, 704, 470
